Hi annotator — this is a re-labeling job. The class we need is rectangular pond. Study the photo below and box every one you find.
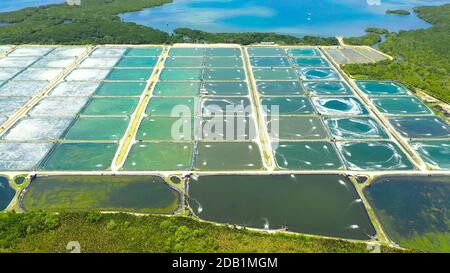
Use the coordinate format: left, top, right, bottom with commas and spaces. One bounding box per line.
410, 140, 450, 170
336, 141, 415, 171
153, 82, 200, 97
266, 116, 327, 140
323, 117, 389, 140
303, 81, 352, 96
272, 141, 343, 170
136, 117, 194, 141
188, 174, 375, 240
95, 81, 146, 96
194, 142, 263, 171
364, 176, 450, 252
40, 143, 117, 171
256, 81, 304, 96
81, 97, 139, 116
261, 96, 315, 115
371, 96, 433, 115
356, 81, 410, 96
23, 176, 179, 214
389, 116, 450, 139
123, 142, 193, 171
63, 117, 129, 141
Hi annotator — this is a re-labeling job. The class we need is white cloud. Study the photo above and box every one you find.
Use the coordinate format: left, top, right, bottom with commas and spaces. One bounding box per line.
366, 0, 382, 6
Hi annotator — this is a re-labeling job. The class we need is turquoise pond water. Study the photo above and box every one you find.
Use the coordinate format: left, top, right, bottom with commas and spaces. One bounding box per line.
3, 1, 447, 37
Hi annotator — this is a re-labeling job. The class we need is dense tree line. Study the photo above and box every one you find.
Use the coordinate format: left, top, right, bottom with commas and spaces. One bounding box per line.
0, 212, 403, 253
172, 28, 337, 45
0, 0, 336, 45
344, 33, 381, 46
344, 27, 390, 46
344, 4, 450, 103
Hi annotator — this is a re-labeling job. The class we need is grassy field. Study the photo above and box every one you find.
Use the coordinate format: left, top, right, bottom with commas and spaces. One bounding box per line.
0, 212, 406, 253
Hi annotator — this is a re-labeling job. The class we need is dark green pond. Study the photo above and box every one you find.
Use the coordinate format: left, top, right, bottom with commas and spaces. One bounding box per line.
188, 175, 375, 240
24, 176, 180, 214
0, 176, 15, 211
364, 176, 450, 252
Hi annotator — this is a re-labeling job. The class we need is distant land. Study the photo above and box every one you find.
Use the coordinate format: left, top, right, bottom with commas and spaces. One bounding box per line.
386, 9, 411, 16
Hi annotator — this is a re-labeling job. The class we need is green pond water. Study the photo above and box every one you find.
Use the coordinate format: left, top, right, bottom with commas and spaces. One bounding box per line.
64, 117, 129, 141
206, 48, 241, 57
273, 141, 343, 170
298, 68, 340, 81
356, 81, 409, 96
389, 116, 450, 139
292, 57, 329, 67
252, 68, 297, 80
202, 82, 248, 96
165, 57, 204, 67
410, 141, 450, 170
82, 97, 138, 115
371, 96, 433, 115
203, 68, 245, 81
153, 82, 200, 97
124, 142, 193, 171
248, 48, 286, 57
159, 68, 202, 81
125, 48, 162, 57
169, 48, 205, 57
95, 82, 146, 96
256, 81, 304, 95
267, 116, 327, 140
188, 174, 375, 240
136, 117, 194, 141
40, 143, 117, 171
106, 68, 153, 81
287, 48, 321, 57
0, 176, 15, 211
202, 97, 251, 116
261, 97, 315, 115
204, 57, 243, 68
337, 141, 415, 171
303, 81, 352, 96
250, 57, 290, 67
23, 176, 179, 214
146, 97, 196, 116
199, 116, 256, 141
364, 176, 450, 252
116, 57, 157, 68
194, 142, 263, 171
323, 117, 389, 140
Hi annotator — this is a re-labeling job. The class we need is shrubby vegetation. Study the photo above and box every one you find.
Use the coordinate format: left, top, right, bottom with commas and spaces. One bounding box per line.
0, 212, 403, 253
344, 27, 389, 46
365, 27, 389, 35
344, 33, 381, 46
0, 0, 336, 45
344, 4, 450, 103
